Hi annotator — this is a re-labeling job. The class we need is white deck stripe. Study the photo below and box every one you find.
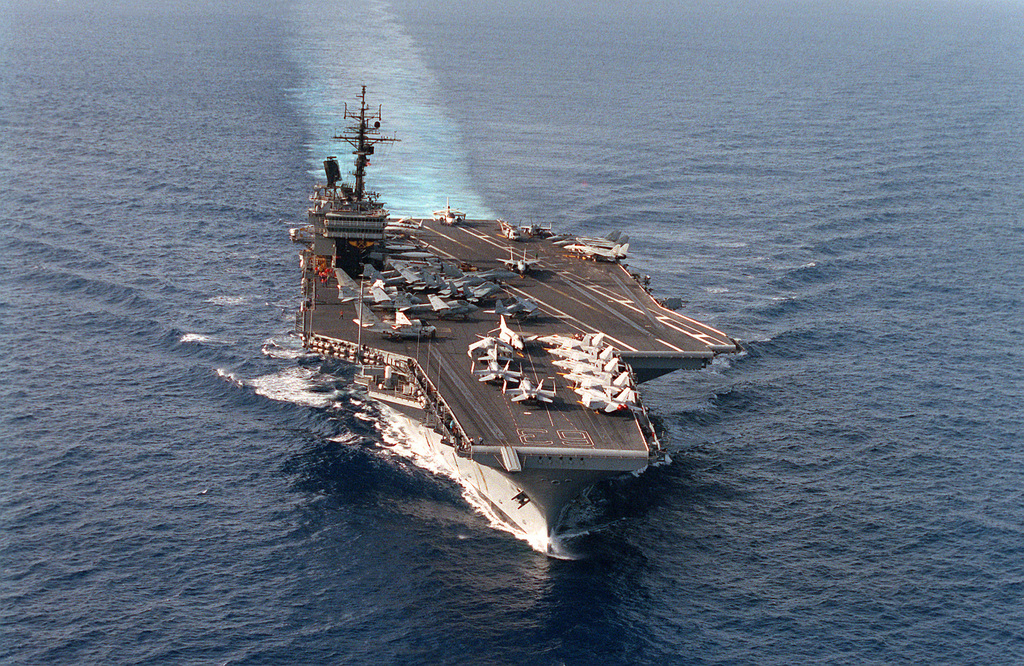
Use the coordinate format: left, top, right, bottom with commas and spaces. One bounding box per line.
503, 284, 639, 352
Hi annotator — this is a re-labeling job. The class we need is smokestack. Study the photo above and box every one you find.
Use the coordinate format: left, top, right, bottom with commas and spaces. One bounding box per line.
323, 158, 341, 187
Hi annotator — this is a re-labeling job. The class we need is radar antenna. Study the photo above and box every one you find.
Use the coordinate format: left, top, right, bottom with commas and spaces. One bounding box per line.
335, 85, 399, 201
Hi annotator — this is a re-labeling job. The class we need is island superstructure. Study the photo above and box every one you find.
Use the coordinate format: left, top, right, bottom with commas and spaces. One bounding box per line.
293, 88, 740, 549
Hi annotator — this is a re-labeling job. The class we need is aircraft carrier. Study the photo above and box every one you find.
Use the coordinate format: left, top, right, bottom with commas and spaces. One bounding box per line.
293, 88, 740, 550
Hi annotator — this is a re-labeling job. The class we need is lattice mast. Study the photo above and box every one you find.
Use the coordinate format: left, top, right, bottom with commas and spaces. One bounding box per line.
335, 85, 399, 201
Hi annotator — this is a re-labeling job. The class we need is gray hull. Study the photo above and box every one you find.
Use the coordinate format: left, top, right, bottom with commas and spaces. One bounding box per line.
384, 407, 647, 551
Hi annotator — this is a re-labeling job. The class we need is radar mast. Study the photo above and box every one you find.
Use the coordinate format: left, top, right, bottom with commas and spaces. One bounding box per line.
335, 85, 399, 201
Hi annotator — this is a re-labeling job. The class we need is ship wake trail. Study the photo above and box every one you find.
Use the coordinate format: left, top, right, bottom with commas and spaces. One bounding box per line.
284, 0, 493, 218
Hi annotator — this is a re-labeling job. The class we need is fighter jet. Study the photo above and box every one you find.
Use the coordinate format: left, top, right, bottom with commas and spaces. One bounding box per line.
467, 335, 515, 360
428, 294, 478, 320
363, 264, 405, 286
363, 282, 429, 313
538, 333, 585, 349
475, 268, 520, 281
492, 296, 540, 320
334, 274, 362, 304
473, 359, 522, 385
488, 315, 537, 353
520, 222, 553, 238
465, 281, 503, 302
549, 344, 616, 364
391, 263, 428, 288
449, 269, 516, 290
385, 217, 422, 231
553, 230, 630, 261
362, 310, 437, 340
474, 345, 514, 365
369, 281, 393, 305
390, 250, 438, 261
433, 198, 465, 226
575, 385, 640, 413
498, 219, 526, 241
562, 369, 632, 391
539, 332, 607, 351
574, 230, 629, 249
440, 261, 464, 279
553, 355, 621, 375
503, 377, 556, 404
563, 241, 629, 262
500, 249, 541, 275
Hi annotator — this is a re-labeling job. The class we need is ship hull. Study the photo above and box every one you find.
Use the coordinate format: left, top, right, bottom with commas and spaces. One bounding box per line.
383, 405, 646, 551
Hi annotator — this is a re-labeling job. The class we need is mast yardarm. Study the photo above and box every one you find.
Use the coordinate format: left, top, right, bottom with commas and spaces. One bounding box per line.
335, 85, 399, 201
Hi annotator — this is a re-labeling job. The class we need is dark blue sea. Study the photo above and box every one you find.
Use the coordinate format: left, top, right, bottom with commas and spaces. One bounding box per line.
3, 0, 1023, 663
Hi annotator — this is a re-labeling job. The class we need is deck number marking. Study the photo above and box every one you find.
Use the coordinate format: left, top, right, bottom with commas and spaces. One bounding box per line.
516, 429, 594, 448
517, 428, 553, 447
557, 430, 594, 447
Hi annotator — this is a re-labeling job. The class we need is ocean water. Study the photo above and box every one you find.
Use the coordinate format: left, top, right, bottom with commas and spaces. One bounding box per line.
3, 0, 1023, 663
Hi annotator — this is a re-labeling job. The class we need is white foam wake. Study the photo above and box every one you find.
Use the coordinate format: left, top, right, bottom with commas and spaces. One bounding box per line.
180, 333, 234, 345
205, 295, 251, 306
375, 404, 572, 555
260, 337, 314, 360
216, 366, 335, 409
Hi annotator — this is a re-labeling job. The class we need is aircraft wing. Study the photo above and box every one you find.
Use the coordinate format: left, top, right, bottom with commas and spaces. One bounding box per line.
336, 282, 361, 303
428, 294, 449, 311
353, 306, 385, 331
396, 265, 423, 285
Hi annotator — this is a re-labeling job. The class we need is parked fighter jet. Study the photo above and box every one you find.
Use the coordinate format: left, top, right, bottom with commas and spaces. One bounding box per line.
552, 355, 621, 375
385, 217, 422, 231
474, 345, 514, 365
465, 280, 503, 302
382, 261, 442, 291
492, 296, 540, 319
428, 294, 478, 320
433, 199, 465, 226
553, 230, 630, 262
500, 249, 541, 275
562, 369, 632, 390
520, 222, 553, 238
497, 219, 526, 241
335, 275, 362, 304
362, 310, 437, 340
363, 264, 405, 286
473, 360, 522, 385
563, 241, 629, 262
570, 230, 630, 248
440, 261, 464, 279
539, 332, 607, 351
391, 263, 428, 288
362, 281, 431, 313
549, 344, 616, 364
467, 336, 515, 360
488, 315, 537, 353
575, 385, 639, 413
503, 377, 556, 404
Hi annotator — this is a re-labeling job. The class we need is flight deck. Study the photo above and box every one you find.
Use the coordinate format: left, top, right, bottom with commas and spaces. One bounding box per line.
303, 217, 739, 458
